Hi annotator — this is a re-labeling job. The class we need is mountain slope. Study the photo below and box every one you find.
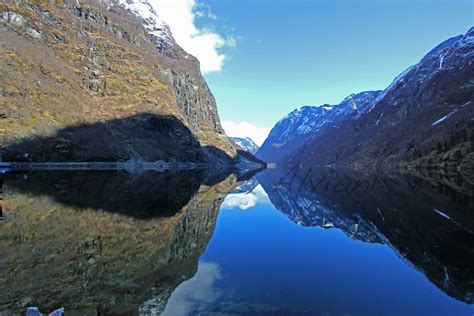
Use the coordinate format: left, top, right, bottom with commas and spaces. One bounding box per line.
257, 90, 382, 163
258, 28, 474, 171
0, 0, 237, 163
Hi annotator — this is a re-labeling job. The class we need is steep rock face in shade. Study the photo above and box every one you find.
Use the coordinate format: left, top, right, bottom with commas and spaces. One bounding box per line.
0, 0, 237, 163
258, 28, 474, 172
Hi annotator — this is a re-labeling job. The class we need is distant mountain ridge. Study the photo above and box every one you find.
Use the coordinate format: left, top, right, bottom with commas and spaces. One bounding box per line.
257, 90, 382, 163
257, 27, 474, 172
231, 137, 259, 154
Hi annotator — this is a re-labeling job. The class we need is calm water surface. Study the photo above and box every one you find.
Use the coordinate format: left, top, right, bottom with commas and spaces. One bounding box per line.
0, 167, 473, 315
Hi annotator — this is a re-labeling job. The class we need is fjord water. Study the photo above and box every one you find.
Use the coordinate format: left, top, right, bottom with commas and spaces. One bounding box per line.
1, 168, 473, 315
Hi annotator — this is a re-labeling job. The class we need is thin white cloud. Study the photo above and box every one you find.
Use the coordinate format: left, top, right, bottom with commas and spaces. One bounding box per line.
222, 121, 270, 146
221, 185, 271, 210
195, 3, 218, 20
149, 0, 234, 73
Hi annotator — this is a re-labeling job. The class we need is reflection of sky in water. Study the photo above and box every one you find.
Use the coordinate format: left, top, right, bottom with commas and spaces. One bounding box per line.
221, 185, 271, 210
162, 262, 222, 316
162, 183, 474, 315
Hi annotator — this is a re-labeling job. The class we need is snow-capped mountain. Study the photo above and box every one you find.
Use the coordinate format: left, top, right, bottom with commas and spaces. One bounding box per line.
110, 0, 193, 60
116, 0, 172, 42
231, 137, 260, 154
258, 27, 474, 169
231, 177, 259, 194
257, 91, 382, 163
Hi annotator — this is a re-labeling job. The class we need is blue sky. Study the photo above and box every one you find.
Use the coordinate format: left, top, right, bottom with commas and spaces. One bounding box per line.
166, 0, 473, 143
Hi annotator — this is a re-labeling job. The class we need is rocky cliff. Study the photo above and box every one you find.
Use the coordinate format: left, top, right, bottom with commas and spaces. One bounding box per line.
0, 0, 237, 163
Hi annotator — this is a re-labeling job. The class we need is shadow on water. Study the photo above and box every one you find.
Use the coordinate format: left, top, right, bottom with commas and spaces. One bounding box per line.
257, 167, 474, 304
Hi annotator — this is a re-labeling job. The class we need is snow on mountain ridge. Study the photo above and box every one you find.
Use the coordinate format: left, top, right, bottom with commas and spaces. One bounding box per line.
266, 91, 382, 145
231, 137, 260, 154
370, 29, 474, 112
114, 0, 178, 54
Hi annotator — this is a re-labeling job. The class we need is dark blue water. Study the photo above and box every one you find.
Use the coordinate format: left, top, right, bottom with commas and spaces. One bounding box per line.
163, 168, 474, 315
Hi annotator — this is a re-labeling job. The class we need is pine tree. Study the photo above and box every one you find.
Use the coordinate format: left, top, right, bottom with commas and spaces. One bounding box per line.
470, 130, 474, 151
461, 128, 468, 142
450, 135, 456, 148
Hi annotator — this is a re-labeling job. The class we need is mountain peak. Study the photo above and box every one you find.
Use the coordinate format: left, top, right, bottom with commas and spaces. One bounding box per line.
231, 137, 260, 154
115, 0, 173, 42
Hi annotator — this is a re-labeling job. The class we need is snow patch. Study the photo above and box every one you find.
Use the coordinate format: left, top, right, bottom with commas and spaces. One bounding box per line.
116, 0, 173, 44
375, 112, 384, 126
431, 108, 459, 126
434, 209, 451, 220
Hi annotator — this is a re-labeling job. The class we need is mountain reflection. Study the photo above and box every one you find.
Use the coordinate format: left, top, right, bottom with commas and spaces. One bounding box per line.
3, 168, 232, 218
0, 170, 239, 315
1, 167, 472, 314
257, 167, 474, 304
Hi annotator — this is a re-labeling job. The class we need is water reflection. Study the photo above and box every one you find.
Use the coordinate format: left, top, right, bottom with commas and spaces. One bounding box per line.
221, 185, 271, 210
0, 170, 238, 315
159, 262, 223, 315
4, 168, 231, 218
257, 167, 474, 304
0, 166, 473, 315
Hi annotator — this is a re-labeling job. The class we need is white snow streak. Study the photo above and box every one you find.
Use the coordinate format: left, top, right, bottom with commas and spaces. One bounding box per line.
431, 108, 459, 126
434, 209, 451, 220
375, 112, 384, 126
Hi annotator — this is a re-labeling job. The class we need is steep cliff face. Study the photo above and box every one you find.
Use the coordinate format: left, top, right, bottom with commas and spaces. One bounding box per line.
258, 28, 474, 171
0, 0, 237, 163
